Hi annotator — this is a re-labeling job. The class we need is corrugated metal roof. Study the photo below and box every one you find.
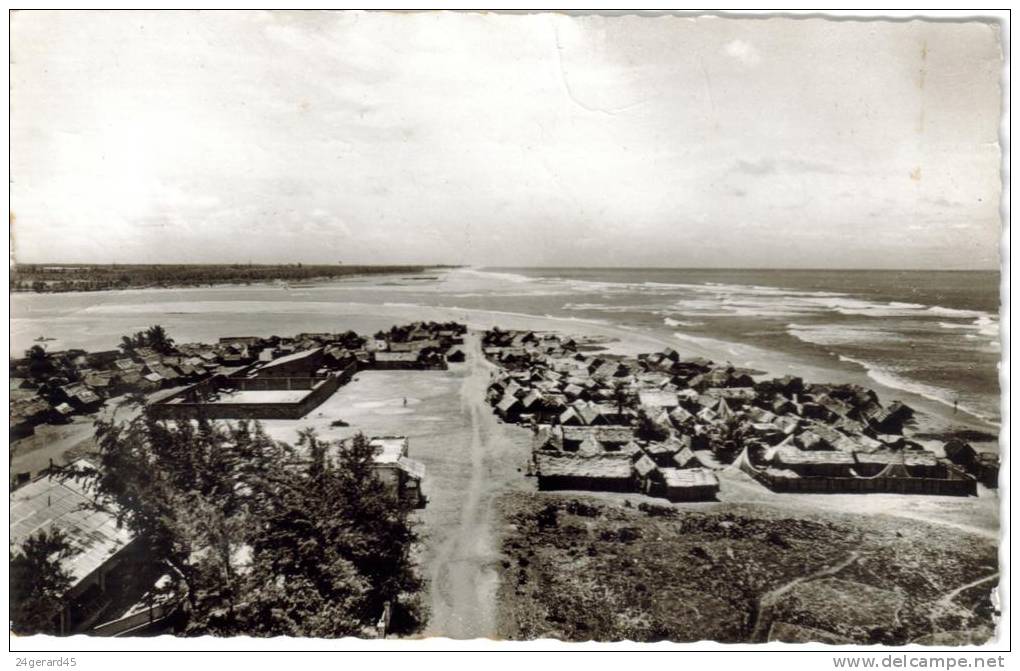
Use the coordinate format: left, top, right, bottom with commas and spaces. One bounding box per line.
396, 456, 426, 480
262, 346, 323, 369
10, 467, 133, 587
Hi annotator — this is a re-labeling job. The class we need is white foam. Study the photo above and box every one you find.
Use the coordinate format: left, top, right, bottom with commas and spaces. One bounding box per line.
673, 332, 758, 360
663, 317, 703, 327
837, 355, 997, 424
937, 315, 1000, 347
926, 305, 987, 319
456, 268, 537, 284
787, 323, 905, 346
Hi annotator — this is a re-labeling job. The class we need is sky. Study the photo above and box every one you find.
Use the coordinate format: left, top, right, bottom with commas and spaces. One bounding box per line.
10, 11, 1005, 269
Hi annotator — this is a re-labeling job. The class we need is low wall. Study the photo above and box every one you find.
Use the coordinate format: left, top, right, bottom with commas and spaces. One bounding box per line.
648, 481, 719, 502
537, 474, 635, 493
230, 377, 322, 391
742, 460, 976, 497
364, 360, 448, 371
148, 363, 355, 421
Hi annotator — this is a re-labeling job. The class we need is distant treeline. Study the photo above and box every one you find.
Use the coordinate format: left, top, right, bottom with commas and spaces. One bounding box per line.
11, 263, 453, 293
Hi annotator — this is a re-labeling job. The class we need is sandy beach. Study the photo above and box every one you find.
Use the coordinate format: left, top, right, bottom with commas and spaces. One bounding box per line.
233, 328, 999, 641
9, 305, 1001, 642
11, 275, 1001, 453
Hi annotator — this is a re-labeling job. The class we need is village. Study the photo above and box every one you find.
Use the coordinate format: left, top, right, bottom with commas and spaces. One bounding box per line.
9, 322, 1000, 639
9, 320, 468, 635
481, 328, 998, 500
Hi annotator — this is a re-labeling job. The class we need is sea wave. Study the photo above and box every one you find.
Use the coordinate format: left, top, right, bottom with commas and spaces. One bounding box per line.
663, 317, 704, 327
563, 302, 664, 313
472, 272, 998, 334
787, 323, 906, 346
381, 302, 427, 308
672, 332, 760, 360
457, 268, 537, 284
936, 316, 1000, 350
837, 355, 997, 424
926, 305, 988, 319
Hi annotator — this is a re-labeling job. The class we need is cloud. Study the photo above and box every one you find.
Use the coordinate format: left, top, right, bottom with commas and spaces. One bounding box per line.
8, 13, 1002, 269
731, 158, 839, 176
922, 195, 967, 209
733, 158, 777, 175
724, 39, 761, 66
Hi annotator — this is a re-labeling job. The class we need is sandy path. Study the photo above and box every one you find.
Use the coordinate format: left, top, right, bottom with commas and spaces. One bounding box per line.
937, 573, 1000, 607
750, 551, 862, 641
10, 393, 145, 478
424, 333, 513, 639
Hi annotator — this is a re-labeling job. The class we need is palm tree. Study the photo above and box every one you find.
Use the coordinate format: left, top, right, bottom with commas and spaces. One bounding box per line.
26, 344, 52, 379
145, 325, 175, 354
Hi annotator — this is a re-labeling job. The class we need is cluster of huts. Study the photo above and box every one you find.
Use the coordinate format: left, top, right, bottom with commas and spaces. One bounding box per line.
483, 329, 994, 500
9, 322, 456, 633
483, 329, 721, 502
9, 343, 220, 438
10, 322, 467, 439
148, 322, 467, 420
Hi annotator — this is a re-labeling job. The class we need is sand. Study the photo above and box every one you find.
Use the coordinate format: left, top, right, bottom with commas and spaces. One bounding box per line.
257, 333, 534, 639
212, 389, 311, 404
8, 292, 1001, 639
8, 320, 1000, 641
253, 331, 998, 640
10, 394, 143, 479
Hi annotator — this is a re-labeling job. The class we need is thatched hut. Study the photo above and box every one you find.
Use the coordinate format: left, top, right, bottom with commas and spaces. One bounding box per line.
534, 453, 635, 493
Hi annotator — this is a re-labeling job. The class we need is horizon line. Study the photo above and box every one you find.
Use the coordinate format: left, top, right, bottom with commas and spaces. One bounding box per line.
10, 262, 1001, 273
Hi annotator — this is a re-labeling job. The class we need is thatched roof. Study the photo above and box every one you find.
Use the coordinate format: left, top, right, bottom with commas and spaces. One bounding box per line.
659, 467, 719, 489
669, 405, 695, 425
497, 394, 520, 413
535, 453, 634, 480
633, 454, 658, 478
577, 435, 603, 457
673, 446, 697, 468
560, 426, 636, 445
638, 390, 680, 409
853, 450, 938, 467
768, 444, 855, 466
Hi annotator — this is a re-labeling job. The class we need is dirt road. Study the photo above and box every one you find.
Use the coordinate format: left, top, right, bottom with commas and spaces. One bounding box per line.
424, 333, 525, 639
10, 394, 145, 478
749, 551, 863, 641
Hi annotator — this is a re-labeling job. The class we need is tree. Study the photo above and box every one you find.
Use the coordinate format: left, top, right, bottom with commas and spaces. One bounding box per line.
635, 408, 670, 442
66, 417, 422, 637
236, 431, 422, 636
145, 325, 175, 355
708, 415, 749, 463
119, 332, 145, 354
26, 345, 53, 379
10, 529, 80, 635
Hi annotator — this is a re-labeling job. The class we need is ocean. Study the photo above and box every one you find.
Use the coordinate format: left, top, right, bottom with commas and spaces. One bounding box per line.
10, 266, 1002, 427
480, 267, 1003, 426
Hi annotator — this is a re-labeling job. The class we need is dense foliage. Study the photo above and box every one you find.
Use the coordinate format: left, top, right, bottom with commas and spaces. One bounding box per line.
119, 324, 176, 354
11, 264, 443, 293
65, 417, 423, 637
10, 529, 80, 635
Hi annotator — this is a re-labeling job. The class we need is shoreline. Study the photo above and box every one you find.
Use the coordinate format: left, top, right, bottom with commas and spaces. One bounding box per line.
9, 267, 450, 297
11, 283, 1000, 452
